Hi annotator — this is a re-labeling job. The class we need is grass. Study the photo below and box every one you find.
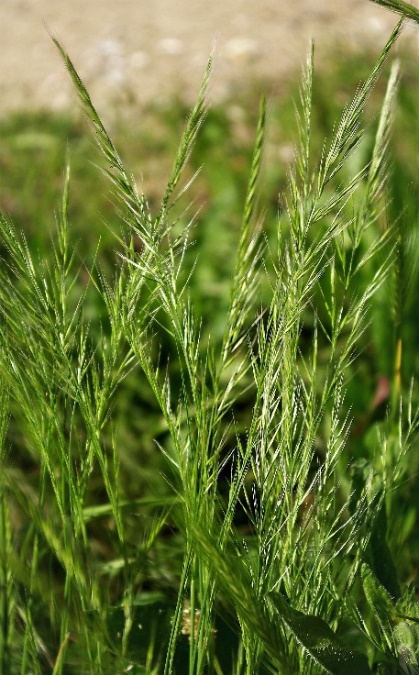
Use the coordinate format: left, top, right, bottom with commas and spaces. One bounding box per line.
0, 6, 418, 674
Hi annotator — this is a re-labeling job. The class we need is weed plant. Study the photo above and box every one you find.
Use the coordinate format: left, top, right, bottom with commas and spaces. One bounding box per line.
0, 8, 418, 675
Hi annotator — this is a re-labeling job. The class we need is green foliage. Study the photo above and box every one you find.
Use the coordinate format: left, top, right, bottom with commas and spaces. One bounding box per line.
270, 593, 371, 675
0, 17, 418, 675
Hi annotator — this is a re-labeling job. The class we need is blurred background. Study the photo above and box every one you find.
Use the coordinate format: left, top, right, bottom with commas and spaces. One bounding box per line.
0, 0, 415, 115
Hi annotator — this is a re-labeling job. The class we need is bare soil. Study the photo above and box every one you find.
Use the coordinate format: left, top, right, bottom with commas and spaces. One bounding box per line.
0, 0, 416, 117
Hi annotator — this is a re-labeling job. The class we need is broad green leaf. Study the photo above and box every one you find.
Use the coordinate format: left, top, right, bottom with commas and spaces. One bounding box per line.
393, 622, 419, 670
270, 592, 372, 675
368, 502, 401, 600
396, 585, 419, 624
361, 563, 395, 620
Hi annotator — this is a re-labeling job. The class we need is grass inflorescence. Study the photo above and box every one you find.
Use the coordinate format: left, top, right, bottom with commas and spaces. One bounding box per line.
0, 10, 418, 675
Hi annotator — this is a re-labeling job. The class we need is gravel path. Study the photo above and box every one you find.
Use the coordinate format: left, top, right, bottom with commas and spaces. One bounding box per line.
0, 0, 416, 117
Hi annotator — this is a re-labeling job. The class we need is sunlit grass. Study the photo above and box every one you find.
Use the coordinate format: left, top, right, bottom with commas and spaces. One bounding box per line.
0, 14, 418, 675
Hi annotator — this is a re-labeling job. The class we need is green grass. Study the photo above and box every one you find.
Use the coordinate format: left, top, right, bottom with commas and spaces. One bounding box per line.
0, 9, 418, 675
